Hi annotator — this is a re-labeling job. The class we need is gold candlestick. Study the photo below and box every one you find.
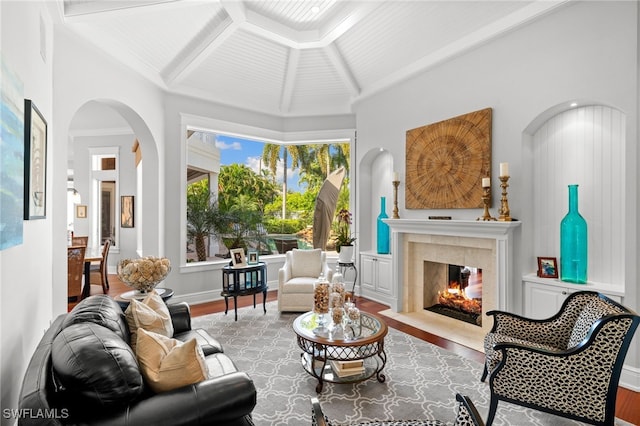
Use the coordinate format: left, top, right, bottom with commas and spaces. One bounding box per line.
477, 187, 496, 221
392, 180, 400, 219
498, 175, 512, 221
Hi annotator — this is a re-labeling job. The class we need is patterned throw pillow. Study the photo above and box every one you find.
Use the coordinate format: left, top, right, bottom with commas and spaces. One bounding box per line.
125, 290, 174, 352
135, 328, 208, 393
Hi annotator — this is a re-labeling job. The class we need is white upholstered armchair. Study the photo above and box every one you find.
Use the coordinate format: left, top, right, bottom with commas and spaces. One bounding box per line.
278, 249, 335, 312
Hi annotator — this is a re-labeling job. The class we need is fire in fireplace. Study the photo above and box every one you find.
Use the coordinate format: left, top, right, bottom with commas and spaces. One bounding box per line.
424, 264, 482, 326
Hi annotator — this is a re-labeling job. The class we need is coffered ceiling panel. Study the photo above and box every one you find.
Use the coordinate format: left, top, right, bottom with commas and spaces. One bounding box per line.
59, 0, 567, 118
179, 29, 290, 113
288, 48, 353, 114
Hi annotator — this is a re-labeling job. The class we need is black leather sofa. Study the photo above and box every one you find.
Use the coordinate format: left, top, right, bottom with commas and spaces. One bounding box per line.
18, 295, 256, 425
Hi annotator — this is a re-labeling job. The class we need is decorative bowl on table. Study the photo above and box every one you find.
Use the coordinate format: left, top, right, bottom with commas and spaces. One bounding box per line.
117, 257, 171, 293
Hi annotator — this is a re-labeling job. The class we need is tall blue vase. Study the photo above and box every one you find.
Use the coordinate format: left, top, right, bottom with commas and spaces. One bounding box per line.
377, 197, 390, 254
560, 184, 588, 283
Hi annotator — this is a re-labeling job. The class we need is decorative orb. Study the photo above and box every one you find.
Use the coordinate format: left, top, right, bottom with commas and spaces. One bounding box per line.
117, 257, 171, 293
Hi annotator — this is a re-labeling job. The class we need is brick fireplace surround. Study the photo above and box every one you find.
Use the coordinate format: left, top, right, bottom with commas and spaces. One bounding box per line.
381, 219, 521, 351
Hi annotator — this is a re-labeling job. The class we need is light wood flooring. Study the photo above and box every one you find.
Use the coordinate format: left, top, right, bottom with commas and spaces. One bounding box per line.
82, 275, 639, 425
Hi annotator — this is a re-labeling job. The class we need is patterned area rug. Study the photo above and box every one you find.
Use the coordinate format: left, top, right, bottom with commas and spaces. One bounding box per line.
192, 302, 631, 426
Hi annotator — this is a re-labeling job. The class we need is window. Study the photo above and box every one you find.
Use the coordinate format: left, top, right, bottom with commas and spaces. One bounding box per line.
89, 147, 120, 247
184, 129, 353, 264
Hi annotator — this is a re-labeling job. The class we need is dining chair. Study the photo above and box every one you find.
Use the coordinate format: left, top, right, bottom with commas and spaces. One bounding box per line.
71, 235, 88, 246
68, 245, 86, 302
89, 239, 111, 294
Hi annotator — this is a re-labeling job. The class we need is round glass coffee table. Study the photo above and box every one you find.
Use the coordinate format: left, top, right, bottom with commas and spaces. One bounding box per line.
293, 311, 388, 392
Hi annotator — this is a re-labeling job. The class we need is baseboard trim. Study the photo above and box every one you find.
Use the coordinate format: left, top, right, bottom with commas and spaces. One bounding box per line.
170, 289, 220, 305
620, 364, 640, 391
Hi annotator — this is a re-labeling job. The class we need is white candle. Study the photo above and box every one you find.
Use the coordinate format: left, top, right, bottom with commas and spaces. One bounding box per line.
393, 171, 399, 181
482, 177, 490, 188
499, 162, 509, 177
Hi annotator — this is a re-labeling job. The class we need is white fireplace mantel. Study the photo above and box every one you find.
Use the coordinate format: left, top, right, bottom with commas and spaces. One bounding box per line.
383, 219, 522, 314
383, 219, 521, 238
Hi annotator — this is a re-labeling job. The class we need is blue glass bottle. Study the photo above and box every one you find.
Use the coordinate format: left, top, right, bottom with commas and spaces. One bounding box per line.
377, 197, 390, 254
560, 184, 588, 283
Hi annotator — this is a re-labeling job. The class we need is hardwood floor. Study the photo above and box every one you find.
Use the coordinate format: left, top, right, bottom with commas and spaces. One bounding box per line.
93, 275, 640, 425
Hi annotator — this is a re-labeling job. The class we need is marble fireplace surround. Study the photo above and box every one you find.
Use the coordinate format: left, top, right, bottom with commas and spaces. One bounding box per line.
381, 219, 521, 351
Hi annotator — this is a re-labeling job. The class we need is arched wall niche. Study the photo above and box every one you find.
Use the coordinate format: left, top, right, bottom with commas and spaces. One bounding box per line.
523, 101, 625, 288
68, 99, 161, 260
357, 148, 396, 254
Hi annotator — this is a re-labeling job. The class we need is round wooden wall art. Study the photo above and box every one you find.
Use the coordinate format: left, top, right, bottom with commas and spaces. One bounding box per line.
405, 108, 492, 209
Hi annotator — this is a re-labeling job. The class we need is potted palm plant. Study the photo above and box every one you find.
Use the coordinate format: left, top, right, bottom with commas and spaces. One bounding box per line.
187, 182, 225, 262
334, 209, 356, 263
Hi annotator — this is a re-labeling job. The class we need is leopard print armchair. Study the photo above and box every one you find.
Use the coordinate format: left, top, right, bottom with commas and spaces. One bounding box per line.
310, 393, 484, 426
482, 291, 639, 426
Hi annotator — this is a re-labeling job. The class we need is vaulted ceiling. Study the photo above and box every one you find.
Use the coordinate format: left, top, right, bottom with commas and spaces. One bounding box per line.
59, 0, 565, 118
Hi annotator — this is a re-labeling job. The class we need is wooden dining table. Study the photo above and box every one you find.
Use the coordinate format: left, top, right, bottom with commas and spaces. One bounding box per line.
81, 246, 104, 299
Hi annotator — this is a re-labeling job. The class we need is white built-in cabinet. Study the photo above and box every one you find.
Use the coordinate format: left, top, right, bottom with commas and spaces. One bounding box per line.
360, 252, 393, 304
523, 274, 623, 319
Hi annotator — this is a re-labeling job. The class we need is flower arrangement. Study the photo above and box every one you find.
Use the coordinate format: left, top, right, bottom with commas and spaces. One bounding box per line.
117, 256, 171, 293
334, 209, 356, 252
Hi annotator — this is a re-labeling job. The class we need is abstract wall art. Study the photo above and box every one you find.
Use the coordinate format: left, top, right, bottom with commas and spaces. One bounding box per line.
406, 108, 492, 209
0, 57, 24, 250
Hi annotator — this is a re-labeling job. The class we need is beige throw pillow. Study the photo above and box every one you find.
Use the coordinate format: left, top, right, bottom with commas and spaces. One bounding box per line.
125, 290, 174, 352
135, 328, 208, 393
290, 248, 322, 278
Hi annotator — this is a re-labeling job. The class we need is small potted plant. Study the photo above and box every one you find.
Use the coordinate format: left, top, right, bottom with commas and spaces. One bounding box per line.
334, 209, 356, 262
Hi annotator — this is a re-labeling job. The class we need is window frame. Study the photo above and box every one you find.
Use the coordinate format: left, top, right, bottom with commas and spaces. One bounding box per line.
179, 114, 355, 271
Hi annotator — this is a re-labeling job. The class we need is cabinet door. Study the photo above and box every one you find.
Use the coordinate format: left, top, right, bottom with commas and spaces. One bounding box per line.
360, 256, 375, 290
525, 282, 570, 319
376, 257, 393, 295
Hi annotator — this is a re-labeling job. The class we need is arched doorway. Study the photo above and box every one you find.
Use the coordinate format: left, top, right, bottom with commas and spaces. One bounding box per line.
67, 100, 161, 275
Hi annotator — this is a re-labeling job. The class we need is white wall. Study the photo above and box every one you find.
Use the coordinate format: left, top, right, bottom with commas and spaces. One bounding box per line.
0, 1, 54, 422
354, 0, 639, 386
52, 26, 166, 316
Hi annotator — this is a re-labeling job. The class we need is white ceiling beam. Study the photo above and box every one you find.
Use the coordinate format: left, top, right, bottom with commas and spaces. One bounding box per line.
240, 2, 381, 50
242, 11, 321, 49
280, 48, 300, 113
219, 0, 246, 23
163, 12, 237, 85
61, 0, 185, 21
162, 0, 248, 84
316, 1, 381, 46
324, 43, 360, 97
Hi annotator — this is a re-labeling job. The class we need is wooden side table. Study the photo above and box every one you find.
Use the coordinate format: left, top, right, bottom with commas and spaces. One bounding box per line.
221, 262, 268, 321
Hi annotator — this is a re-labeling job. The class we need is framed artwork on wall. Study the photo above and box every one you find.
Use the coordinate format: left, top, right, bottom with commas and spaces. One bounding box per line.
0, 57, 24, 250
24, 99, 47, 220
76, 205, 87, 219
405, 108, 492, 209
121, 195, 134, 228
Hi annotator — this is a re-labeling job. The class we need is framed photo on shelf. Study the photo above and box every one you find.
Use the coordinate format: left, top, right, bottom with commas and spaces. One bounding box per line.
121, 195, 134, 228
247, 249, 259, 265
537, 257, 558, 278
76, 205, 87, 219
230, 248, 246, 267
24, 99, 48, 220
